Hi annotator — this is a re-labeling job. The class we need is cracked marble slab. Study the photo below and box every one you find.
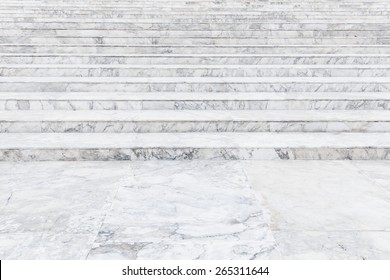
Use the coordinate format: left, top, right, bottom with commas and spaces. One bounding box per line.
0, 162, 129, 235
0, 233, 94, 260
0, 159, 390, 259
87, 161, 278, 260
0, 161, 278, 259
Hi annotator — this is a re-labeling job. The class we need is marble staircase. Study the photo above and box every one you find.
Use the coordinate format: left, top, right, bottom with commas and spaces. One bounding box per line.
0, 0, 389, 160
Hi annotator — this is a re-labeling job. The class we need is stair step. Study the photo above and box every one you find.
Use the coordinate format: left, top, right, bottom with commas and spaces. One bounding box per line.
2, 23, 390, 30
3, 18, 390, 24
0, 110, 389, 133
1, 77, 389, 92
1, 45, 388, 54
0, 132, 389, 160
1, 64, 389, 77
2, 37, 388, 45
3, 30, 390, 37
1, 92, 388, 110
2, 54, 390, 65
0, 0, 388, 161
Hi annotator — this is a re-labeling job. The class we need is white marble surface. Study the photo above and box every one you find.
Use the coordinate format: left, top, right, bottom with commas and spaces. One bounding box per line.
1, 110, 389, 133
2, 46, 389, 56
2, 110, 390, 121
1, 0, 390, 259
88, 161, 277, 260
0, 133, 389, 161
1, 92, 388, 111
271, 231, 390, 260
243, 160, 390, 259
1, 160, 390, 259
2, 76, 389, 83
0, 161, 277, 260
1, 64, 389, 78
2, 54, 390, 66
0, 161, 130, 259
1, 132, 390, 149
1, 91, 389, 101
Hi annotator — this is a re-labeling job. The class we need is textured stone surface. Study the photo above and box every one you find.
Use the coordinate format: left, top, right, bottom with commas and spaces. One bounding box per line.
0, 0, 389, 160
1, 160, 390, 259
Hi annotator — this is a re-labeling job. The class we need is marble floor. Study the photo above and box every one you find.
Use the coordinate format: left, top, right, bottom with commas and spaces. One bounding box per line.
0, 160, 389, 260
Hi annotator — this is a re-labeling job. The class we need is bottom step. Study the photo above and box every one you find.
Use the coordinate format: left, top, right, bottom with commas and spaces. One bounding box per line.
0, 133, 389, 161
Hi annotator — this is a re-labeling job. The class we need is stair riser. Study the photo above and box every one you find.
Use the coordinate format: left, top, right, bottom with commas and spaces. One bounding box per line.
1, 147, 389, 161
2, 56, 389, 65
9, 8, 385, 12
1, 100, 389, 111
3, 11, 390, 18
5, 12, 390, 17
0, 16, 389, 23
2, 37, 387, 44
2, 1, 387, 3
2, 46, 388, 54
2, 0, 388, 3
2, 17, 389, 23
3, 30, 390, 37
4, 9, 390, 14
1, 83, 389, 92
2, 23, 390, 30
2, 5, 389, 11
0, 121, 388, 133
1, 68, 389, 77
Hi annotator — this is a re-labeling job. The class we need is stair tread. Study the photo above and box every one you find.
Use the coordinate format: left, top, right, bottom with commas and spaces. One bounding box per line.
2, 53, 390, 57
1, 110, 389, 121
1, 91, 389, 100
1, 132, 389, 149
2, 64, 390, 69
1, 77, 389, 82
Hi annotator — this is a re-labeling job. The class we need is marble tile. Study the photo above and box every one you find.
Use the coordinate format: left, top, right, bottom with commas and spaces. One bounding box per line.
87, 161, 277, 260
243, 161, 390, 231
0, 233, 94, 260
243, 160, 390, 259
0, 162, 129, 234
88, 240, 279, 260
352, 161, 390, 188
272, 231, 390, 260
